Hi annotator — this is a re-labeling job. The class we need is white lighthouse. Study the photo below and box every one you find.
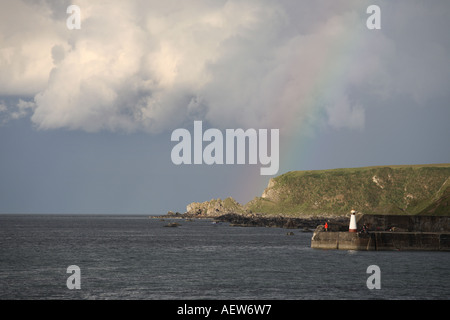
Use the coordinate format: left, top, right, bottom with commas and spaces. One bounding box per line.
349, 210, 357, 232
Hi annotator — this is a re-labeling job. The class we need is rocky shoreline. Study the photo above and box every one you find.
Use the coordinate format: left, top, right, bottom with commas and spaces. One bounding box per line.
153, 211, 349, 231
214, 213, 348, 230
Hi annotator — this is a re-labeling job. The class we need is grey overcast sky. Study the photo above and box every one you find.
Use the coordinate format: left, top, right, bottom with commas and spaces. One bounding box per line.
0, 0, 449, 214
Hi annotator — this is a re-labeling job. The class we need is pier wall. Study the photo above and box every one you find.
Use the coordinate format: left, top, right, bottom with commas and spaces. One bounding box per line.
356, 214, 450, 232
311, 231, 450, 251
311, 215, 450, 251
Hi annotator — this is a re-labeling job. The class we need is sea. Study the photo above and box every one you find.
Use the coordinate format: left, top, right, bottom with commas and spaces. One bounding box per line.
0, 214, 449, 301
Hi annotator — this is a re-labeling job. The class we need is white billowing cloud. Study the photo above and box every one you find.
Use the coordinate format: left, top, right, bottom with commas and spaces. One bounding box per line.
0, 1, 62, 96
0, 0, 449, 133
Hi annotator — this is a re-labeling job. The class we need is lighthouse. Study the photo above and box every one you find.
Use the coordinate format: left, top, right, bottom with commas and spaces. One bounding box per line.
349, 210, 357, 232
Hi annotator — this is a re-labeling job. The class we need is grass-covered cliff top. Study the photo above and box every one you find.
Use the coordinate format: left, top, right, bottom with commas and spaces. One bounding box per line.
245, 164, 450, 216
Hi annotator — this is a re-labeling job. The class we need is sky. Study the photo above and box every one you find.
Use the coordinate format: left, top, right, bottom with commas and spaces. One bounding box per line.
0, 0, 449, 214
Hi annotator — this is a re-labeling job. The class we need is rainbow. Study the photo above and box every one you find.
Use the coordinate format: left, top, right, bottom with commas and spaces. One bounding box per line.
234, 3, 372, 202
281, 4, 371, 173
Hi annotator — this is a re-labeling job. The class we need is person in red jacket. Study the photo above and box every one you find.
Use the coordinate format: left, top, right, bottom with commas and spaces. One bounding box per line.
324, 222, 328, 232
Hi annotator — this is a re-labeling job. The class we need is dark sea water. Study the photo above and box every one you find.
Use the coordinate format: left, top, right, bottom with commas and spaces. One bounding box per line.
0, 214, 449, 300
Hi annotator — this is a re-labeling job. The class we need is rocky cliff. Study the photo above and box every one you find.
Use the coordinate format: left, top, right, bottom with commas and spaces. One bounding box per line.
185, 197, 245, 217
184, 164, 450, 217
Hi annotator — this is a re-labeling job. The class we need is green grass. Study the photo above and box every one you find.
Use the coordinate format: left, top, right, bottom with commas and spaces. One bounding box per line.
245, 164, 450, 216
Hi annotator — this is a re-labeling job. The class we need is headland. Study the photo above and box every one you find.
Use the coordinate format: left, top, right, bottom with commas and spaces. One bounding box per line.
162, 164, 450, 251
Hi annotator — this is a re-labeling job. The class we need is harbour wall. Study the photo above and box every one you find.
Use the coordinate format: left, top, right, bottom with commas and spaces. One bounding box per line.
311, 215, 450, 251
311, 231, 450, 251
355, 214, 450, 232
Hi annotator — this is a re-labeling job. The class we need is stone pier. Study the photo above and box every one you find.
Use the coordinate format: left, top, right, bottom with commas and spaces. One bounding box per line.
311, 215, 450, 251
